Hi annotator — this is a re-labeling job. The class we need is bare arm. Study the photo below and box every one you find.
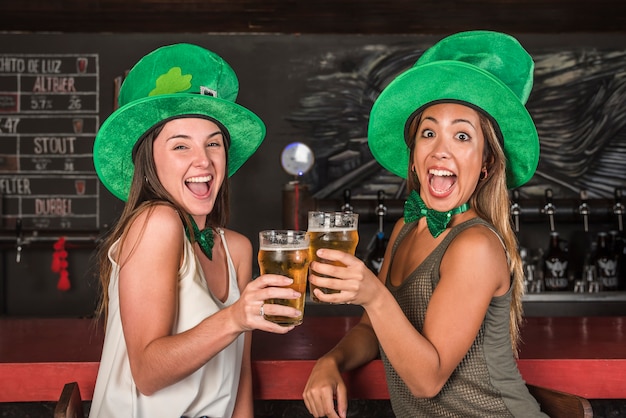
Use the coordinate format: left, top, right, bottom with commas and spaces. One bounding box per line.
118, 205, 299, 395
228, 228, 254, 418
309, 219, 509, 398
362, 222, 509, 397
232, 331, 253, 418
302, 220, 404, 418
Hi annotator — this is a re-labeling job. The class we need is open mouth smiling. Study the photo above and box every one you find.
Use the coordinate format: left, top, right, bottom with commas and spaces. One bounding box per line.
185, 175, 213, 197
428, 169, 457, 193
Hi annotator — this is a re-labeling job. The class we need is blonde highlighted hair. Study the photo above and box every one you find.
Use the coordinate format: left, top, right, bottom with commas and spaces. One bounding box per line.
406, 110, 525, 353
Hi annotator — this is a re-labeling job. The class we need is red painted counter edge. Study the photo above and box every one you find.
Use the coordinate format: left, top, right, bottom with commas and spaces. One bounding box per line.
2, 358, 625, 402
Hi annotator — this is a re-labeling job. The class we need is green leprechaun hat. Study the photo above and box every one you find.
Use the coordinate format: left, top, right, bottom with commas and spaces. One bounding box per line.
93, 43, 266, 201
368, 30, 539, 189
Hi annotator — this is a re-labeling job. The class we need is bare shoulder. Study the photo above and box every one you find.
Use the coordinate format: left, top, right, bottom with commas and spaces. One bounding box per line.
133, 204, 180, 230
450, 221, 504, 253
220, 228, 253, 255
443, 221, 508, 282
119, 203, 184, 268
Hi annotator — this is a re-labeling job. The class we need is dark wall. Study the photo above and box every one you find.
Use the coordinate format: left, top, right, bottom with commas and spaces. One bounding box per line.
1, 0, 625, 34
0, 1, 625, 316
0, 33, 421, 316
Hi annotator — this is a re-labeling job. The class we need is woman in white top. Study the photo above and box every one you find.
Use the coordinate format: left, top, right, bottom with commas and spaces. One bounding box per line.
90, 43, 301, 418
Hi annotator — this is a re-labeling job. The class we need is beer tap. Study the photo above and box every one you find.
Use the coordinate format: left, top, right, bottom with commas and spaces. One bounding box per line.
542, 188, 556, 232
15, 218, 22, 263
341, 188, 353, 213
365, 190, 388, 274
510, 189, 521, 233
578, 189, 590, 233
614, 188, 624, 233
375, 190, 387, 235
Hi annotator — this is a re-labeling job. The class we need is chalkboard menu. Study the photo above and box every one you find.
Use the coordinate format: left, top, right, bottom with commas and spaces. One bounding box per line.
0, 53, 100, 231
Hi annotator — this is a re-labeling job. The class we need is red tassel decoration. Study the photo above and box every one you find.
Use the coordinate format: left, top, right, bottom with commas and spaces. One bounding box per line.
51, 237, 70, 291
57, 270, 71, 291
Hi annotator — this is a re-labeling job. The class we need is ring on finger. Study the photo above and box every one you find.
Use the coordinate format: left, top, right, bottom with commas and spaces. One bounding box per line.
260, 303, 265, 317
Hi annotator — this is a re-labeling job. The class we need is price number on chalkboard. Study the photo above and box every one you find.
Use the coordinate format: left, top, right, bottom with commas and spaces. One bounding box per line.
0, 117, 20, 134
68, 95, 82, 111
30, 96, 53, 111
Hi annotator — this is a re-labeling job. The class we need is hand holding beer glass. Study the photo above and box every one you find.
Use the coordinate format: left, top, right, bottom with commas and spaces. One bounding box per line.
258, 230, 310, 326
307, 211, 359, 303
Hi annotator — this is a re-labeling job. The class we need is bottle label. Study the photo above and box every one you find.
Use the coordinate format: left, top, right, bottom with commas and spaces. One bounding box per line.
601, 276, 619, 289
544, 277, 569, 290
598, 257, 618, 289
545, 259, 568, 278
597, 257, 617, 276
544, 258, 568, 290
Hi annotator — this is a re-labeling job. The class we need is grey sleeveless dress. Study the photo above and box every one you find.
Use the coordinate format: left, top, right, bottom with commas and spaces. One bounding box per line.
382, 217, 546, 417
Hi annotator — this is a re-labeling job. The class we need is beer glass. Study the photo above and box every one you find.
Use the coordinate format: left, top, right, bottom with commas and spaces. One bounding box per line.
307, 211, 359, 302
258, 230, 310, 326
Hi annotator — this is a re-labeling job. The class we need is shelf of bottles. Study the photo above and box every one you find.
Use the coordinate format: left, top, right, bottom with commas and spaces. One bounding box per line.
513, 188, 625, 309
305, 186, 626, 313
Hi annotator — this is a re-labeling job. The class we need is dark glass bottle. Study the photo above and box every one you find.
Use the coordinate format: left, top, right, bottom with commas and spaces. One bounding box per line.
365, 191, 387, 275
543, 232, 570, 291
596, 232, 619, 291
365, 231, 386, 275
611, 231, 626, 290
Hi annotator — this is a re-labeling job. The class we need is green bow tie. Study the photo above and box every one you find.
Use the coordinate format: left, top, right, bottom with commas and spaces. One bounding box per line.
403, 190, 470, 238
184, 215, 214, 260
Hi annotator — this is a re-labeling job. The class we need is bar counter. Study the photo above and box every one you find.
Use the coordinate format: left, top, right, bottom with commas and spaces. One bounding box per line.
1, 316, 625, 402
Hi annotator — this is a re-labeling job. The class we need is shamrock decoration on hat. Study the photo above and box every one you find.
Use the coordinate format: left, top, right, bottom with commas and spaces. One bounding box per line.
368, 30, 539, 189
93, 43, 266, 201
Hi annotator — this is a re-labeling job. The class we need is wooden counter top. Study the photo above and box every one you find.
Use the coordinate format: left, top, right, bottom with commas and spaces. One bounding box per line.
1, 316, 625, 402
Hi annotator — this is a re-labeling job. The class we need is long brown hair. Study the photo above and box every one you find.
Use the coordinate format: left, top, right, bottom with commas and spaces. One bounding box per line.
95, 119, 231, 321
406, 109, 525, 353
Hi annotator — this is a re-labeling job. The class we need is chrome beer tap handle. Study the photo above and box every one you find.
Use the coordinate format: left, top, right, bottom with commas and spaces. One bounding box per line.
542, 188, 556, 232
15, 218, 22, 263
614, 188, 624, 233
510, 189, 521, 233
578, 189, 590, 233
341, 188, 354, 213
375, 190, 387, 233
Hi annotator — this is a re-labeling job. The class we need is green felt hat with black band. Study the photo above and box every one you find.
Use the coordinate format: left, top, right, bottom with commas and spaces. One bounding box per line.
93, 43, 266, 201
368, 30, 539, 189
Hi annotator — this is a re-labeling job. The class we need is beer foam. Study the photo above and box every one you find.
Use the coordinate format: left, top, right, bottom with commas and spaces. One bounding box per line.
307, 226, 356, 232
259, 243, 309, 251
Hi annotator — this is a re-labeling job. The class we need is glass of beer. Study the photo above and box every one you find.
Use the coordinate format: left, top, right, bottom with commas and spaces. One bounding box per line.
258, 230, 310, 326
307, 211, 359, 302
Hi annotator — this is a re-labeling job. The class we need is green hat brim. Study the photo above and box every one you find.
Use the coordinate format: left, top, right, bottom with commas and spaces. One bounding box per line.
368, 61, 539, 189
93, 93, 266, 201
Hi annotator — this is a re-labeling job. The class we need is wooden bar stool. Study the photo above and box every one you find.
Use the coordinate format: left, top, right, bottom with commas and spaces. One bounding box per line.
526, 383, 593, 418
54, 382, 84, 418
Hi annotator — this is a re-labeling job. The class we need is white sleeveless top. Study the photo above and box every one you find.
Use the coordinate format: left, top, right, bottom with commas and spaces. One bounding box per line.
89, 228, 244, 418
